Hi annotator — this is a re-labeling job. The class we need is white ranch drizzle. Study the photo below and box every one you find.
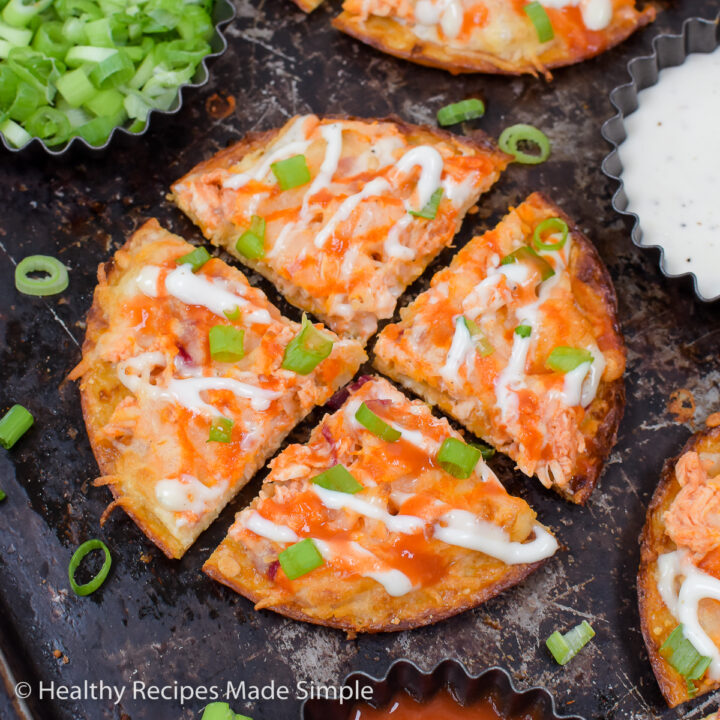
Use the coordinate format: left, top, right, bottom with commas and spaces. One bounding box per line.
117, 352, 281, 413
394, 145, 444, 212
657, 549, 720, 680
242, 511, 299, 543
223, 116, 311, 190
494, 332, 532, 424
163, 264, 272, 325
134, 266, 161, 297
434, 510, 559, 564
300, 122, 344, 220
439, 315, 474, 387
539, 0, 612, 31
384, 215, 415, 260
155, 475, 227, 515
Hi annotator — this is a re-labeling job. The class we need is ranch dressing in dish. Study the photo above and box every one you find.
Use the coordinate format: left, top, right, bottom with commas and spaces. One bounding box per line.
619, 48, 720, 300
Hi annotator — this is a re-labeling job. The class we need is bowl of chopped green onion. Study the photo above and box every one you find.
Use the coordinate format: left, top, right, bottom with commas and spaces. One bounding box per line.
0, 0, 235, 154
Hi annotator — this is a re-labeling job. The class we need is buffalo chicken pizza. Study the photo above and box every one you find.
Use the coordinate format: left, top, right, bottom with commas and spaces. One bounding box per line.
332, 0, 655, 77
69, 220, 366, 559
374, 193, 625, 503
639, 422, 720, 707
171, 114, 511, 343
204, 375, 558, 632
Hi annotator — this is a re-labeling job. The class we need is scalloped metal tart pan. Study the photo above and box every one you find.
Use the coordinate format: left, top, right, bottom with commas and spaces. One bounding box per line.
0, 0, 235, 156
601, 13, 720, 302
301, 659, 585, 720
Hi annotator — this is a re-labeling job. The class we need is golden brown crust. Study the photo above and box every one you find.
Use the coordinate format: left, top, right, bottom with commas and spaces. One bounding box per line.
204, 543, 544, 633
638, 426, 720, 707
374, 192, 626, 504
332, 5, 656, 78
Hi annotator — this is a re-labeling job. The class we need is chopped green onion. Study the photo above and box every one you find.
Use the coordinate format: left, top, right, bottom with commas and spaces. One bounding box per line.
25, 106, 71, 146
278, 538, 324, 580
546, 620, 595, 665
499, 245, 555, 281
546, 346, 593, 373
201, 702, 253, 720
355, 402, 401, 442
660, 625, 712, 682
532, 217, 568, 252
176, 246, 210, 272
409, 187, 443, 220
437, 98, 485, 126
0, 118, 31, 147
15, 255, 68, 295
3, 0, 53, 29
209, 326, 245, 363
463, 316, 494, 357
271, 154, 311, 191
437, 437, 482, 479
471, 442, 495, 460
83, 88, 124, 118
498, 124, 551, 165
56, 68, 96, 108
208, 417, 234, 443
89, 48, 134, 89
224, 306, 241, 322
236, 215, 265, 259
524, 1, 554, 43
68, 539, 112, 596
311, 464, 363, 494
515, 324, 532, 338
0, 489, 5, 502
281, 314, 334, 375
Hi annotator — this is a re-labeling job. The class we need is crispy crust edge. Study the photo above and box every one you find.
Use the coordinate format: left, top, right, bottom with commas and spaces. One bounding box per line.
203, 544, 547, 634
374, 191, 626, 504
170, 115, 511, 343
638, 426, 720, 707
332, 8, 656, 78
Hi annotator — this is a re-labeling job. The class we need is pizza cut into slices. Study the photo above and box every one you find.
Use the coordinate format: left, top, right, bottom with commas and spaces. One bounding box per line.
333, 0, 655, 77
639, 422, 720, 707
373, 192, 625, 504
171, 114, 511, 344
204, 375, 558, 632
69, 219, 366, 559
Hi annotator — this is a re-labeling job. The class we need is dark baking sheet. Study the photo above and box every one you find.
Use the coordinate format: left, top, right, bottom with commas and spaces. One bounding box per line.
1, 1, 719, 719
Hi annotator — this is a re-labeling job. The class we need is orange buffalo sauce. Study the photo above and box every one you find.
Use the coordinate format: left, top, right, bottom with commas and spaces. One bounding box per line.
350, 691, 514, 719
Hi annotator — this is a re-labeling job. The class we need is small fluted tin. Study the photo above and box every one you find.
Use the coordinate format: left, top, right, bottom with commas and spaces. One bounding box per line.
600, 13, 720, 302
0, 0, 236, 157
301, 659, 585, 720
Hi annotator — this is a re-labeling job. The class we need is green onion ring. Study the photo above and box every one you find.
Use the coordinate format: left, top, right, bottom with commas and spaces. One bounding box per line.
498, 124, 551, 165
68, 539, 112, 596
15, 254, 69, 296
532, 217, 568, 252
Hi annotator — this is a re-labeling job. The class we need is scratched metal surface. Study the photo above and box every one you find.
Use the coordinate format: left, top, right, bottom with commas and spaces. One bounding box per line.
1, 1, 719, 719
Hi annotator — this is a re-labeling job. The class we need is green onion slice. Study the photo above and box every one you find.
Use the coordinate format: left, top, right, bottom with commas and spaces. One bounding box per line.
68, 539, 112, 596
354, 402, 401, 442
498, 123, 551, 165
532, 217, 568, 252
463, 316, 494, 357
409, 187, 443, 220
0, 404, 34, 449
201, 702, 253, 720
271, 154, 311, 191
281, 314, 334, 375
499, 245, 555, 281
471, 442, 495, 460
209, 325, 245, 363
15, 254, 68, 296
236, 215, 265, 259
278, 538, 324, 580
208, 417, 234, 443
524, 1, 554, 43
224, 306, 241, 322
437, 437, 482, 479
660, 625, 712, 681
311, 464, 363, 494
437, 98, 485, 126
0, 489, 6, 502
176, 246, 210, 272
546, 620, 595, 665
515, 324, 532, 338
546, 346, 593, 373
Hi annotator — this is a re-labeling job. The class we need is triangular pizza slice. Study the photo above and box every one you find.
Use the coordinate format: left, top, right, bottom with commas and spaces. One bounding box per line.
171, 114, 510, 344
204, 375, 558, 632
374, 193, 625, 503
69, 220, 366, 558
